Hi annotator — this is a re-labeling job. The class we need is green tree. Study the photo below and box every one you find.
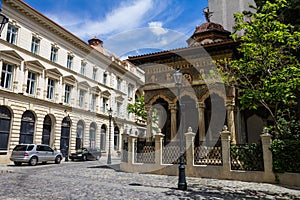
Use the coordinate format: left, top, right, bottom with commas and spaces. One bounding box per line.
127, 95, 147, 121
254, 0, 300, 31
218, 0, 300, 132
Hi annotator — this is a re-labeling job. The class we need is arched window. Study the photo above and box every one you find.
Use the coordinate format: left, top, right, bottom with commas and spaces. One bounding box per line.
42, 115, 52, 145
76, 120, 84, 149
89, 123, 96, 148
60, 117, 71, 157
100, 125, 106, 150
0, 106, 11, 150
114, 126, 119, 150
20, 111, 35, 144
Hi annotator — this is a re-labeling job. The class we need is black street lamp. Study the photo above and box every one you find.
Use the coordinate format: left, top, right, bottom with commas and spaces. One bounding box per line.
107, 106, 113, 165
173, 67, 187, 190
0, 9, 9, 37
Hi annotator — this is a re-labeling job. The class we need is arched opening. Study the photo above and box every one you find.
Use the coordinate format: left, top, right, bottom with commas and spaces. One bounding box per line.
89, 122, 96, 148
0, 106, 11, 150
100, 124, 106, 150
114, 126, 119, 150
204, 94, 226, 145
181, 95, 198, 145
60, 117, 71, 157
152, 98, 170, 145
76, 120, 84, 150
42, 115, 52, 145
20, 110, 35, 144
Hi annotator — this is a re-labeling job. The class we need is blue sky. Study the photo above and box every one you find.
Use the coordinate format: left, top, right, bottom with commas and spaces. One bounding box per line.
22, 0, 208, 58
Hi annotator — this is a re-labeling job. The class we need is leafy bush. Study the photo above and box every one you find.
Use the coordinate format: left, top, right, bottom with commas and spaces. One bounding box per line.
270, 139, 300, 173
270, 113, 300, 173
230, 143, 264, 171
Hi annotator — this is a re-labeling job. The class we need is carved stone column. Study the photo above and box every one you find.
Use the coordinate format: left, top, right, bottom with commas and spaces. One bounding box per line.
169, 103, 177, 141
196, 101, 205, 144
145, 105, 153, 142
226, 98, 236, 144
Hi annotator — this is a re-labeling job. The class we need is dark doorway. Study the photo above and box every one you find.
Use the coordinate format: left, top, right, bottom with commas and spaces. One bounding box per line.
60, 117, 71, 157
42, 115, 52, 145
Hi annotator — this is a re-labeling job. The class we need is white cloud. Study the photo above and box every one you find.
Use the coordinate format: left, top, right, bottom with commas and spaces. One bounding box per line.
105, 27, 188, 58
148, 21, 168, 36
69, 0, 155, 39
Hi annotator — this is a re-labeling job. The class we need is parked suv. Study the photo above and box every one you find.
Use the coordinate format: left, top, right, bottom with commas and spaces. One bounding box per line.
10, 144, 63, 166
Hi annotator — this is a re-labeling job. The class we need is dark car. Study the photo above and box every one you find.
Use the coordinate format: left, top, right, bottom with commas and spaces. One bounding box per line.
69, 147, 101, 161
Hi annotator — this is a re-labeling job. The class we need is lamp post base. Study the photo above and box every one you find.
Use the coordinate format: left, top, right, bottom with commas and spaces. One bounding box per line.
178, 164, 187, 190
107, 154, 111, 164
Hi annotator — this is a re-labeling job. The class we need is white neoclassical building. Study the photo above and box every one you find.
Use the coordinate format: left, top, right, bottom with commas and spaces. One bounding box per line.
0, 0, 145, 163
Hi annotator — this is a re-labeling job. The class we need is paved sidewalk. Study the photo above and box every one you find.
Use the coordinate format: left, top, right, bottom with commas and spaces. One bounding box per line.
0, 158, 299, 199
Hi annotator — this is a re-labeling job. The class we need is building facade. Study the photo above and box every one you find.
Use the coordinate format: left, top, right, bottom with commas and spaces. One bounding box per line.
0, 0, 145, 163
128, 9, 269, 146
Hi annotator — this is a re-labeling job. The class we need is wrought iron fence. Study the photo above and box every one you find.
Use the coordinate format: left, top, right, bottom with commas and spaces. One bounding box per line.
162, 141, 186, 164
230, 143, 264, 171
134, 140, 155, 164
194, 145, 222, 165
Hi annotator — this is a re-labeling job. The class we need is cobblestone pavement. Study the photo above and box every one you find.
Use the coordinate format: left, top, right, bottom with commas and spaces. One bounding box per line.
0, 157, 299, 200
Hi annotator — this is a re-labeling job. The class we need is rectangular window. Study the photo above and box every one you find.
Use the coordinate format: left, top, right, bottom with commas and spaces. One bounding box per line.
91, 94, 96, 112
64, 84, 71, 104
67, 55, 73, 69
117, 78, 121, 90
26, 71, 37, 95
80, 62, 86, 75
103, 73, 107, 85
117, 103, 121, 117
47, 79, 55, 100
128, 85, 132, 98
31, 37, 40, 54
50, 46, 58, 62
79, 90, 85, 108
1, 63, 14, 89
6, 25, 18, 44
92, 67, 97, 80
102, 98, 107, 113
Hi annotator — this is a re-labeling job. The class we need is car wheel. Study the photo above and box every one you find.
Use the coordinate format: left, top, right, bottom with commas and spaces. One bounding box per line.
55, 156, 61, 164
71, 158, 74, 161
14, 162, 22, 166
82, 155, 87, 161
29, 157, 38, 166
96, 156, 100, 160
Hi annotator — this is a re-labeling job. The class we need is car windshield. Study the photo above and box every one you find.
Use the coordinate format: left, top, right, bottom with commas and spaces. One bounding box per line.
76, 148, 87, 153
13, 145, 28, 151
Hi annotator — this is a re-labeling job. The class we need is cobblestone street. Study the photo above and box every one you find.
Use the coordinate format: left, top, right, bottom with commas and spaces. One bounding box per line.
0, 158, 299, 200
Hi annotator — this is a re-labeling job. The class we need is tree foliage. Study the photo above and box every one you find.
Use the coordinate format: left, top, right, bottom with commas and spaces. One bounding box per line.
127, 95, 147, 121
218, 0, 300, 131
254, 0, 300, 31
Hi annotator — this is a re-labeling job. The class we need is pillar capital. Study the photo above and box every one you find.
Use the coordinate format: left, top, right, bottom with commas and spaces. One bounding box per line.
196, 101, 205, 109
168, 103, 177, 111
225, 98, 235, 109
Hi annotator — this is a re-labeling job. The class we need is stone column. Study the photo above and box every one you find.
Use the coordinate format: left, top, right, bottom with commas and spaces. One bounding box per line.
185, 127, 196, 169
169, 103, 177, 140
145, 105, 152, 142
196, 101, 205, 144
221, 125, 231, 173
127, 134, 137, 164
260, 128, 273, 181
226, 99, 236, 144
154, 129, 164, 165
